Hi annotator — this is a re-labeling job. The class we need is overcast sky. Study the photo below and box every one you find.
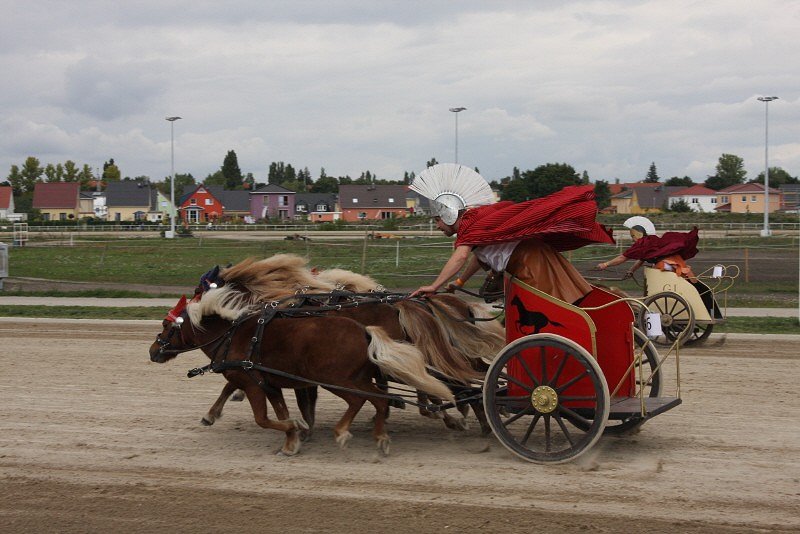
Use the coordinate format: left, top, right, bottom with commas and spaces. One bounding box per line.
2, 0, 798, 186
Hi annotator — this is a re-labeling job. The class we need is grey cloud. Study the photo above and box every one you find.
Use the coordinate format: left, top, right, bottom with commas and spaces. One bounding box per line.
62, 57, 166, 121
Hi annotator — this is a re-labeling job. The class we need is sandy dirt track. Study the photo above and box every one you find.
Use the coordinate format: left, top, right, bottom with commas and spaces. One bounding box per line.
1, 319, 799, 533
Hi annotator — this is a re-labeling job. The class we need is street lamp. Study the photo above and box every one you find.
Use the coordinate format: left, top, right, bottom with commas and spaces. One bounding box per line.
757, 96, 777, 237
449, 107, 466, 163
165, 116, 182, 239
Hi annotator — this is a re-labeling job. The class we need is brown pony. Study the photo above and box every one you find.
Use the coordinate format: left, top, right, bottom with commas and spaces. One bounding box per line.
199, 256, 504, 433
150, 291, 453, 456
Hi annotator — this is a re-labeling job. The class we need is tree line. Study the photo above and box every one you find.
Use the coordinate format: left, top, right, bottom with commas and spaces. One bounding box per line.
4, 150, 796, 213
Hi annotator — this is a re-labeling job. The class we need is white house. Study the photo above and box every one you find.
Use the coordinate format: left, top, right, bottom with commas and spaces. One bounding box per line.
668, 185, 718, 212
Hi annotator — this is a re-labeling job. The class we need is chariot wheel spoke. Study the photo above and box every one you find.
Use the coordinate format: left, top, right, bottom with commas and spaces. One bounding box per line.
544, 416, 552, 452
502, 406, 533, 427
553, 413, 575, 446
549, 353, 569, 386
499, 371, 534, 393
521, 413, 541, 446
558, 405, 592, 428
556, 370, 589, 394
515, 354, 541, 388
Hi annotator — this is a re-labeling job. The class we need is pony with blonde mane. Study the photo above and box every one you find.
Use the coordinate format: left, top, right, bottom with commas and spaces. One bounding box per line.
152, 286, 455, 456
199, 255, 504, 434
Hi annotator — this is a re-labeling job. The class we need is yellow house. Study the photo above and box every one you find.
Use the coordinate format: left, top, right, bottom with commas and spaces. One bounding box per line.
609, 185, 685, 214
715, 183, 781, 213
32, 182, 80, 221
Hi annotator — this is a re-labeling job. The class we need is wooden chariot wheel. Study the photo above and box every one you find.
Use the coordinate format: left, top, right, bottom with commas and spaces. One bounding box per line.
482, 334, 610, 464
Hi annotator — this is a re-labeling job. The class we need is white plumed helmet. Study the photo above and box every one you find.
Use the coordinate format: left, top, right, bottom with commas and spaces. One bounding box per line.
410, 163, 495, 225
623, 216, 656, 236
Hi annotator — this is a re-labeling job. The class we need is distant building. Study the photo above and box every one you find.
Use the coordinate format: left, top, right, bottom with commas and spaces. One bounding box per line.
714, 183, 781, 213
205, 186, 251, 221
610, 183, 684, 214
779, 184, 799, 212
179, 185, 223, 223
0, 186, 15, 220
105, 181, 153, 222
668, 185, 718, 212
295, 193, 339, 222
32, 182, 81, 221
250, 183, 296, 220
338, 185, 410, 222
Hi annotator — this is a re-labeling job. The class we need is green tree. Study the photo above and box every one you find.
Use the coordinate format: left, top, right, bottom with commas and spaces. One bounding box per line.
7, 164, 23, 195
665, 175, 694, 187
311, 175, 339, 193
751, 167, 799, 186
593, 180, 611, 209
500, 178, 529, 202
669, 198, 692, 212
645, 162, 660, 183
523, 163, 582, 198
102, 159, 121, 182
203, 170, 225, 186
705, 153, 746, 190
44, 163, 58, 182
243, 172, 255, 190
20, 156, 43, 193
426, 157, 438, 168
78, 164, 95, 189
581, 170, 591, 184
221, 150, 243, 189
63, 160, 79, 182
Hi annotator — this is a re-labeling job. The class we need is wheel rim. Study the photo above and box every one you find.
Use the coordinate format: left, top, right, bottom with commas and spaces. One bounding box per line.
639, 292, 695, 347
483, 335, 609, 463
685, 323, 713, 345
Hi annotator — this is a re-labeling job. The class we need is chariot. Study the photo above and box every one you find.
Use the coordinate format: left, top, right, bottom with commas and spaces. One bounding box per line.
635, 264, 739, 347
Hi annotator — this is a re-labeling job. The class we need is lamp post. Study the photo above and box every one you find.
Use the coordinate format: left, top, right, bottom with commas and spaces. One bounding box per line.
449, 107, 466, 163
757, 96, 777, 237
165, 116, 182, 238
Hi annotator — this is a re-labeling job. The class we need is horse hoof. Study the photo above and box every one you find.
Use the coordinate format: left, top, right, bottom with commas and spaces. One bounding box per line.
299, 429, 313, 442
230, 390, 245, 402
335, 431, 353, 449
377, 436, 391, 456
201, 417, 214, 426
276, 445, 300, 457
444, 416, 468, 431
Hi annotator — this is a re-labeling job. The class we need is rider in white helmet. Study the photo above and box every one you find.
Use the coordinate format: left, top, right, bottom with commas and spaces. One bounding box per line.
597, 216, 699, 279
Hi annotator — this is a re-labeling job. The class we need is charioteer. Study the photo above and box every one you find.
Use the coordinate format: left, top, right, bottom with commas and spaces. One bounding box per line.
408, 164, 614, 305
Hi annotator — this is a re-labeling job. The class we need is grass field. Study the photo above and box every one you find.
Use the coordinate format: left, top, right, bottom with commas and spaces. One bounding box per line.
4, 235, 798, 307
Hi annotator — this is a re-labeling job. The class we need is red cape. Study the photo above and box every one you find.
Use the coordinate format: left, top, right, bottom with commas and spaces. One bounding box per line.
454, 185, 614, 252
623, 227, 699, 262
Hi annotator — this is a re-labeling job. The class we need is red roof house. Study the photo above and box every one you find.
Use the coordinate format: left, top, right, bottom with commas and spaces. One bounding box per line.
32, 182, 81, 221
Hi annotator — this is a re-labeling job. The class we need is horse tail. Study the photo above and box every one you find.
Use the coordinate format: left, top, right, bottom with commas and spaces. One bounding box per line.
365, 326, 454, 402
426, 298, 506, 363
396, 301, 482, 383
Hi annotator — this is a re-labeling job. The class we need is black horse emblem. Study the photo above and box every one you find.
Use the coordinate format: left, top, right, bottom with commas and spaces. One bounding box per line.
510, 295, 564, 334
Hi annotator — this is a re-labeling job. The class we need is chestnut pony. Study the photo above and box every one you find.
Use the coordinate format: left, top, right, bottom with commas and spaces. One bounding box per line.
196, 256, 505, 434
149, 291, 453, 456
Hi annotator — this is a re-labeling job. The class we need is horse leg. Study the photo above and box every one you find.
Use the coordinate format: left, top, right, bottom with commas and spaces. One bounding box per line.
469, 401, 493, 436
264, 387, 308, 456
202, 380, 239, 426
294, 386, 318, 442
366, 391, 391, 456
230, 389, 246, 402
416, 391, 441, 420
241, 384, 307, 456
327, 390, 366, 449
430, 397, 468, 431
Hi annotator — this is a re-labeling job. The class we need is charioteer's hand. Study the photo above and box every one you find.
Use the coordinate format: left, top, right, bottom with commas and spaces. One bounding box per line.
409, 285, 438, 298
596, 262, 608, 270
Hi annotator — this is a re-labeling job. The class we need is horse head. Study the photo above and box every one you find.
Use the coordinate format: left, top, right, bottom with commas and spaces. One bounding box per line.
149, 294, 197, 363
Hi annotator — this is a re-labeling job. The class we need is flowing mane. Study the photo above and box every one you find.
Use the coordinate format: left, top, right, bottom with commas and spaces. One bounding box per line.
221, 254, 335, 301
316, 269, 382, 292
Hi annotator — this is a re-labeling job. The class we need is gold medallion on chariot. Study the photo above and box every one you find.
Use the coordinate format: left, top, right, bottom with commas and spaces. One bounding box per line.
531, 385, 558, 414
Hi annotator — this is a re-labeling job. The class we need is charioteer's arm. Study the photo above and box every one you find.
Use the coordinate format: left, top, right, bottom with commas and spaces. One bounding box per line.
410, 245, 472, 297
